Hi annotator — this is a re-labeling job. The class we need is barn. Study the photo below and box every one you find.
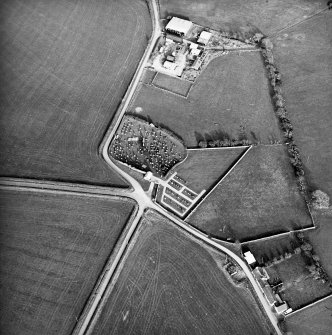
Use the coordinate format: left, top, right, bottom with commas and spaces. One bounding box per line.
165, 17, 193, 37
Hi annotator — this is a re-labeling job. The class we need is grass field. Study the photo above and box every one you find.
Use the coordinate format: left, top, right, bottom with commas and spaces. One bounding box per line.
170, 147, 246, 193
272, 11, 332, 196
152, 72, 193, 96
89, 210, 275, 335
132, 52, 280, 147
266, 254, 332, 309
0, 0, 151, 186
187, 145, 312, 241
285, 295, 332, 335
0, 189, 135, 335
159, 0, 326, 37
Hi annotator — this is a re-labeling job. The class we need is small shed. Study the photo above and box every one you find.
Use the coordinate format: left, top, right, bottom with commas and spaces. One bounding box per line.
244, 251, 256, 266
166, 55, 175, 62
198, 31, 212, 45
275, 302, 289, 314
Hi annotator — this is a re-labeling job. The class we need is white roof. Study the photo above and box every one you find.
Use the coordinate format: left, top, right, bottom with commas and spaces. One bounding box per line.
244, 251, 256, 264
191, 48, 201, 56
198, 31, 212, 44
275, 302, 288, 314
163, 61, 177, 70
166, 17, 193, 35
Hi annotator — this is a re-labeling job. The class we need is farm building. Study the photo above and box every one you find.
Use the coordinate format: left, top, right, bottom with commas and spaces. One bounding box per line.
275, 302, 289, 314
166, 17, 193, 36
198, 31, 212, 45
244, 251, 256, 266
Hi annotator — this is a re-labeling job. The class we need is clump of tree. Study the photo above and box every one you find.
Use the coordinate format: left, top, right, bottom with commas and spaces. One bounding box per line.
198, 137, 250, 148
311, 190, 330, 209
295, 233, 331, 284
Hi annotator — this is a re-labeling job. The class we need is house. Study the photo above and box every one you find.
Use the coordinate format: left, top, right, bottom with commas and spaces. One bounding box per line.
275, 302, 289, 314
263, 286, 276, 306
198, 31, 212, 45
244, 251, 256, 266
165, 17, 193, 36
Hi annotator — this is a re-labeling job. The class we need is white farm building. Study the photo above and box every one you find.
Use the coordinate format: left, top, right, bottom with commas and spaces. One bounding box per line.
165, 17, 193, 36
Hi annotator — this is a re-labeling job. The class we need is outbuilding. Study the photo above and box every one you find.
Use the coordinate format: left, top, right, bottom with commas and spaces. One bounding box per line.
244, 251, 256, 266
198, 31, 212, 45
166, 17, 193, 36
275, 302, 289, 314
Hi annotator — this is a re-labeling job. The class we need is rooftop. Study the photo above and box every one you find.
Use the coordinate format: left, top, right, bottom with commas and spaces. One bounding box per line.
244, 251, 256, 265
166, 17, 193, 36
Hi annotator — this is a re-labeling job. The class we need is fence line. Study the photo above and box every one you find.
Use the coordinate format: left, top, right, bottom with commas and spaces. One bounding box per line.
186, 145, 252, 220
285, 293, 332, 318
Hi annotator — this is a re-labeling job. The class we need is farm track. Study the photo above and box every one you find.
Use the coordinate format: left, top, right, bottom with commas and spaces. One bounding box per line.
0, 177, 132, 199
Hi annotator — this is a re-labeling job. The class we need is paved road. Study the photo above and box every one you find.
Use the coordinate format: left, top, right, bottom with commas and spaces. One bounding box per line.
75, 1, 283, 334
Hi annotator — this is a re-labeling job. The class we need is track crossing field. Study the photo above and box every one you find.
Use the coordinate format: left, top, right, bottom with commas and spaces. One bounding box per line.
89, 210, 275, 335
0, 189, 135, 335
0, 0, 151, 186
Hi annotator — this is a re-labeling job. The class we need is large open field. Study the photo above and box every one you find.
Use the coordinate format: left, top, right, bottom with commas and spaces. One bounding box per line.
159, 0, 326, 37
286, 296, 332, 335
187, 145, 312, 241
131, 52, 281, 147
170, 147, 246, 193
272, 10, 332, 197
88, 210, 275, 335
0, 189, 135, 335
0, 0, 151, 186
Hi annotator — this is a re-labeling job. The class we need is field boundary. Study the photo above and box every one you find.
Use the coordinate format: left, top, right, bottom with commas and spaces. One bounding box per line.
187, 145, 250, 152
98, 0, 158, 173
285, 293, 332, 318
241, 225, 316, 244
185, 145, 252, 220
0, 178, 133, 200
150, 72, 193, 98
72, 204, 140, 335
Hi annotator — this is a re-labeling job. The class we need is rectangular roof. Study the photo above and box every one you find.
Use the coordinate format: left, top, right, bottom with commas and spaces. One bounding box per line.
166, 17, 193, 35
